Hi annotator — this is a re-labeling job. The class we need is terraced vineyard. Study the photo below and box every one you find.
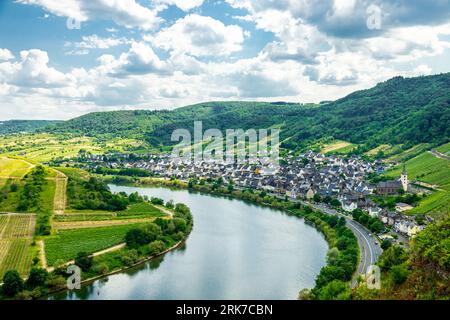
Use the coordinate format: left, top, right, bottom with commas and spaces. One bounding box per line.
0, 214, 36, 278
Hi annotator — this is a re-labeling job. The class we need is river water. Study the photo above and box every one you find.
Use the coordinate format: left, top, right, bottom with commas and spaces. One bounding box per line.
52, 185, 328, 300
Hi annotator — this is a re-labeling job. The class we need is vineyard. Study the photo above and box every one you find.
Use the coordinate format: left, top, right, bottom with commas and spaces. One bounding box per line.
0, 214, 36, 279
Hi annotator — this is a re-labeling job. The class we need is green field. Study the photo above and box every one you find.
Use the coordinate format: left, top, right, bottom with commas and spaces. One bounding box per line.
0, 158, 33, 178
54, 203, 166, 222
45, 223, 146, 265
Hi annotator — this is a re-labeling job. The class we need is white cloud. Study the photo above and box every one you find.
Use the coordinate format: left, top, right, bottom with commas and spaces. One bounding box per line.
101, 42, 171, 77
71, 34, 131, 49
0, 49, 14, 61
0, 49, 70, 88
156, 0, 205, 12
16, 0, 162, 30
151, 14, 245, 57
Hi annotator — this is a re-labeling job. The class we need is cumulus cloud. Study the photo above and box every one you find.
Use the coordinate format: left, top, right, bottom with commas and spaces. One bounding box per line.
0, 49, 14, 61
0, 49, 70, 88
97, 42, 171, 77
151, 14, 245, 57
16, 0, 163, 30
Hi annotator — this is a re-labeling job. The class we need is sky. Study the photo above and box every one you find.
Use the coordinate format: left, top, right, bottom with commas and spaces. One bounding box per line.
0, 0, 449, 120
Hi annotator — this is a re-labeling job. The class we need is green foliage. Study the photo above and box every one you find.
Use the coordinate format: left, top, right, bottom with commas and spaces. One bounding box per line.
75, 252, 93, 272
378, 246, 408, 271
352, 209, 385, 233
317, 280, 352, 300
390, 265, 409, 285
412, 217, 450, 269
149, 240, 166, 255
67, 176, 129, 211
2, 270, 24, 297
0, 120, 62, 135
25, 267, 48, 289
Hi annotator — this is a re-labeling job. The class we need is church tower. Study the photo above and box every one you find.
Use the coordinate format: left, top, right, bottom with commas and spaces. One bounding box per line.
400, 162, 408, 192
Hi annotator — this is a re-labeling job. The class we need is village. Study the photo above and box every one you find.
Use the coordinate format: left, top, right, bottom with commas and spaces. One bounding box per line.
69, 150, 427, 240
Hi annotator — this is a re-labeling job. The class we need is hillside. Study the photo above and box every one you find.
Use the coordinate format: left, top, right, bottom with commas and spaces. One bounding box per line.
41, 73, 450, 150
0, 120, 62, 135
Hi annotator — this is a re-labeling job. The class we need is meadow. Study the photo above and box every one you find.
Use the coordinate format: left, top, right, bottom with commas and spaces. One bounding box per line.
44, 223, 146, 265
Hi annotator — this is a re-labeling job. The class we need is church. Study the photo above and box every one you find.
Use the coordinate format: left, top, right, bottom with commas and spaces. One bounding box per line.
376, 163, 408, 195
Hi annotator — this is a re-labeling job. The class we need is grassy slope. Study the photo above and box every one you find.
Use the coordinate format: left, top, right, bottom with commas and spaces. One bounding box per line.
385, 145, 450, 218
0, 158, 33, 178
386, 151, 450, 190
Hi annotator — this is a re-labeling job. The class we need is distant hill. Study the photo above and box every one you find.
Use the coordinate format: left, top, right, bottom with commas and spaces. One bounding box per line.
0, 120, 62, 135
42, 73, 450, 150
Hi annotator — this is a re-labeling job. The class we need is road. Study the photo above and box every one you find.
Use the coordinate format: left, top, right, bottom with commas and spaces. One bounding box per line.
309, 203, 383, 287
429, 150, 450, 161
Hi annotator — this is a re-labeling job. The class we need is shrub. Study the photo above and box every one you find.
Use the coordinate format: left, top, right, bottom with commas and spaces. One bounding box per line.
26, 267, 49, 289
149, 240, 166, 255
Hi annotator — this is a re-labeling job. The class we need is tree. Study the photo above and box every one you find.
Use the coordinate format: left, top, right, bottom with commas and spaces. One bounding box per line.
125, 228, 148, 248
381, 239, 392, 250
2, 270, 24, 296
327, 247, 340, 265
75, 252, 93, 272
26, 267, 48, 289
143, 223, 163, 242
317, 280, 352, 300
149, 240, 166, 255
313, 193, 321, 203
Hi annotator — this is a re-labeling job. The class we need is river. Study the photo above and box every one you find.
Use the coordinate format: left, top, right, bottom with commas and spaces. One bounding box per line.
52, 185, 328, 300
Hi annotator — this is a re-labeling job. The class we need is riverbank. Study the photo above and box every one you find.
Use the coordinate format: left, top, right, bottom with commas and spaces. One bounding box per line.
106, 177, 360, 300
46, 238, 187, 299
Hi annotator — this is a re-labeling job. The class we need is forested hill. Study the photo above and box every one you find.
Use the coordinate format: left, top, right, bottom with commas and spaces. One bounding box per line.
0, 120, 62, 135
42, 73, 450, 149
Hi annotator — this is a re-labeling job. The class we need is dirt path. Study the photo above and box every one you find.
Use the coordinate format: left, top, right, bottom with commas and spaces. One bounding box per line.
37, 240, 48, 269
429, 150, 450, 161
46, 243, 126, 272
154, 205, 174, 217
53, 218, 158, 230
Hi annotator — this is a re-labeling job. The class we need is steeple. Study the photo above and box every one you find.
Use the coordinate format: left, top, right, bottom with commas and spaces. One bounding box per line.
400, 162, 408, 192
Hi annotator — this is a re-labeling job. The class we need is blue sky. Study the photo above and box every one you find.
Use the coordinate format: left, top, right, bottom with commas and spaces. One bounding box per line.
0, 0, 449, 120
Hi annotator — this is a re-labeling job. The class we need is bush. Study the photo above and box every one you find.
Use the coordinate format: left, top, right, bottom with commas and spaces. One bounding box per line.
149, 240, 166, 255
46, 275, 67, 291
92, 263, 109, 275
26, 267, 48, 289
120, 249, 139, 266
390, 265, 409, 285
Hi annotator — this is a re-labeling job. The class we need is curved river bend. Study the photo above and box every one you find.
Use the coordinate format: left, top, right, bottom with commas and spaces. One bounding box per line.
52, 185, 328, 300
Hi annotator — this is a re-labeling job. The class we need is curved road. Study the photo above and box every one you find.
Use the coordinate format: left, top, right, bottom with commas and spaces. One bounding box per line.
310, 203, 383, 287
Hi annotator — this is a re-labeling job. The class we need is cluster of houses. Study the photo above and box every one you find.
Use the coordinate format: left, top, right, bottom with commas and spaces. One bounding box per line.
75, 151, 425, 238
